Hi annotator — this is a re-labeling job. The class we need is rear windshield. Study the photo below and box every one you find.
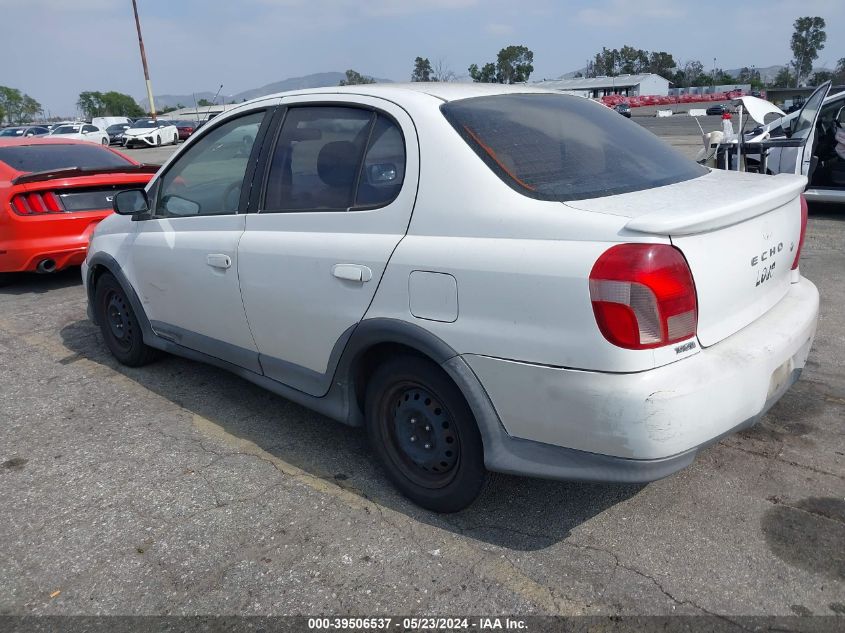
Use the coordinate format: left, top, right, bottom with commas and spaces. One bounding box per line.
441, 93, 706, 201
0, 144, 132, 173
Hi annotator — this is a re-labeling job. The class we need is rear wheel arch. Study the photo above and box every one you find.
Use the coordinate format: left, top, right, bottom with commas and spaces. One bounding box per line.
338, 319, 462, 421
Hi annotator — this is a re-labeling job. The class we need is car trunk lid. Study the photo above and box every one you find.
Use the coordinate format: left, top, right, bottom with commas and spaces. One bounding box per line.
566, 170, 807, 346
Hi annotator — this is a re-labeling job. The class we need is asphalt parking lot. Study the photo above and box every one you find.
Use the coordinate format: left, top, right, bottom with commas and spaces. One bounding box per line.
1, 131, 844, 617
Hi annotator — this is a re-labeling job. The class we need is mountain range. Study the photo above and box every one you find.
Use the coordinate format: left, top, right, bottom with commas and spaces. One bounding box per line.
139, 72, 393, 110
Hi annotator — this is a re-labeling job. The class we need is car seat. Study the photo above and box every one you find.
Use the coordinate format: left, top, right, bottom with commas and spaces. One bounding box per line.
316, 140, 360, 208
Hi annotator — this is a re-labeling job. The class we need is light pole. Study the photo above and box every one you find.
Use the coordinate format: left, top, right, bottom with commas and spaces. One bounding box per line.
131, 0, 157, 121
712, 57, 716, 93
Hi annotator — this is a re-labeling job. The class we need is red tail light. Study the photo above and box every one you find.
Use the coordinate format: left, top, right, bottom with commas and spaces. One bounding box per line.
9, 192, 65, 216
791, 194, 808, 271
589, 244, 698, 350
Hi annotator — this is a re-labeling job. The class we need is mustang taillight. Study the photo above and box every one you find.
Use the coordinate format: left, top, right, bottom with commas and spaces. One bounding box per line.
10, 192, 64, 215
589, 244, 698, 350
791, 194, 808, 271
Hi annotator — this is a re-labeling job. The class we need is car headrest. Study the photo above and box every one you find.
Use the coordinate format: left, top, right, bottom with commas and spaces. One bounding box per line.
317, 140, 359, 188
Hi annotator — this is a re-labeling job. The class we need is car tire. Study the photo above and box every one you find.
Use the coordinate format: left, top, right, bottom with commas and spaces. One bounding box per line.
94, 273, 158, 367
101, 137, 108, 145
365, 355, 487, 513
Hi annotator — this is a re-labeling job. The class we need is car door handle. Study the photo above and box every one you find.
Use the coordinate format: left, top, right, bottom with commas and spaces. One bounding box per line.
332, 264, 372, 282
207, 254, 232, 269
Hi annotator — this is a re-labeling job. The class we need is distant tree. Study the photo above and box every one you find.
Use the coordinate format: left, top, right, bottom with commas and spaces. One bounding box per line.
834, 58, 845, 84
20, 95, 41, 122
339, 69, 376, 86
78, 90, 143, 118
0, 87, 42, 124
469, 45, 534, 84
77, 91, 103, 119
100, 91, 144, 117
432, 58, 456, 82
197, 98, 213, 107
468, 62, 497, 83
411, 57, 433, 82
810, 70, 833, 85
497, 45, 534, 83
588, 46, 653, 77
790, 16, 826, 85
772, 66, 793, 88
617, 45, 648, 74
590, 47, 619, 76
713, 69, 737, 85
647, 51, 676, 78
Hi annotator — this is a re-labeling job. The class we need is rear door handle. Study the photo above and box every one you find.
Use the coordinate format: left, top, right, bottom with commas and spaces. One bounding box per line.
207, 253, 232, 269
332, 264, 372, 282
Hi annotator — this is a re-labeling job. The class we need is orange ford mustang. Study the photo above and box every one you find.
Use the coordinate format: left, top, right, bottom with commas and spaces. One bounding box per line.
0, 137, 158, 285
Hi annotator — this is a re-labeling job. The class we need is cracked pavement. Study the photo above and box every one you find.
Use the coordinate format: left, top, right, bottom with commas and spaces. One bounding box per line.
1, 208, 843, 617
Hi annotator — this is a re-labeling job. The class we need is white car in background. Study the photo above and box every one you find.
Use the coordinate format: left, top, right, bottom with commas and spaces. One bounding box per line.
122, 119, 179, 148
83, 84, 818, 512
50, 123, 110, 145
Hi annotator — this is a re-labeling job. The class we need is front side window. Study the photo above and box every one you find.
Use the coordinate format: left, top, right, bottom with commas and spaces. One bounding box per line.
83, 125, 98, 133
442, 93, 706, 201
155, 110, 265, 218
263, 106, 405, 212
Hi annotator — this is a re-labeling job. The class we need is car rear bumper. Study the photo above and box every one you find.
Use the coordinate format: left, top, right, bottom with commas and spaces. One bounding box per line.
463, 276, 819, 468
0, 212, 109, 273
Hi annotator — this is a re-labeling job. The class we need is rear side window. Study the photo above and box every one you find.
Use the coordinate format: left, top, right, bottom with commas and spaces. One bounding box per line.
0, 144, 132, 172
442, 94, 706, 201
263, 106, 405, 212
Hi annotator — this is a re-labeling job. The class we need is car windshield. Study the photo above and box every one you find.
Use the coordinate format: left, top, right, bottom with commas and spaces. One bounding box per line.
0, 128, 24, 136
132, 120, 158, 128
53, 125, 81, 134
442, 93, 706, 201
0, 143, 133, 173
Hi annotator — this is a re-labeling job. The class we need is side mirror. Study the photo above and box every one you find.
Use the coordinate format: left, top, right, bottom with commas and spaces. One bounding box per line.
113, 189, 150, 216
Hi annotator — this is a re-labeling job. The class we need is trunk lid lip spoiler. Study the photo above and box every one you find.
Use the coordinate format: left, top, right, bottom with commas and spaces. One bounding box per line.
623, 173, 807, 235
11, 164, 160, 186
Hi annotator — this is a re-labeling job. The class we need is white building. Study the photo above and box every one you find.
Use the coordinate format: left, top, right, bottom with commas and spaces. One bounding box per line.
535, 73, 670, 98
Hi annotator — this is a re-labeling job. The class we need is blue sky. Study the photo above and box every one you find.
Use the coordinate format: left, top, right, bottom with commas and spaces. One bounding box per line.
2, 0, 843, 116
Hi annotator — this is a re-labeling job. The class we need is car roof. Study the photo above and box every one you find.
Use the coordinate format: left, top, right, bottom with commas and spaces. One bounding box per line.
253, 82, 562, 104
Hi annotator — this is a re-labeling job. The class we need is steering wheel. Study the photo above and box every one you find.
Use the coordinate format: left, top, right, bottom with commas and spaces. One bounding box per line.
222, 181, 242, 212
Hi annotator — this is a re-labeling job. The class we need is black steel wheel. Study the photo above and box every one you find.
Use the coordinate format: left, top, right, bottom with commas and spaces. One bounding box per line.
94, 273, 158, 367
365, 355, 486, 512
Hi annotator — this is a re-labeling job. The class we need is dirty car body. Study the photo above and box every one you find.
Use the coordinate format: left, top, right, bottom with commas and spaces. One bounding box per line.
82, 84, 819, 511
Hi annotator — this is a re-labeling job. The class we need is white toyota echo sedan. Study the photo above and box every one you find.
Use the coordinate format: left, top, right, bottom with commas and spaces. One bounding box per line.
82, 84, 819, 512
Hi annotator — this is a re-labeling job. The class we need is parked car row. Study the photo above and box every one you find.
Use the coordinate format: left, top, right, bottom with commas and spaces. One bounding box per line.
1, 117, 203, 148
